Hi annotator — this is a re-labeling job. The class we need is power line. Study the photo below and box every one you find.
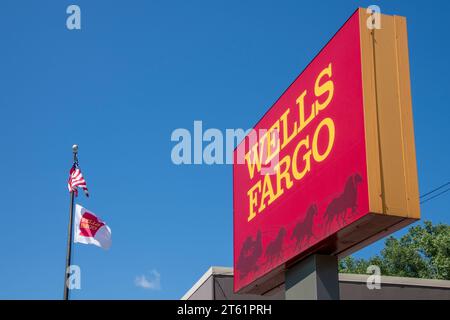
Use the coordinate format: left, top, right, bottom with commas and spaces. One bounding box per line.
420, 182, 450, 199
420, 187, 450, 205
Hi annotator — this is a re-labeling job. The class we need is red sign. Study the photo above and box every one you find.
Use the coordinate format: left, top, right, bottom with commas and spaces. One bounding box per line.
233, 11, 369, 292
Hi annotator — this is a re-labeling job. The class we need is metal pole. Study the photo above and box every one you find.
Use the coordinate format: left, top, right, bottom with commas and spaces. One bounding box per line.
63, 145, 78, 300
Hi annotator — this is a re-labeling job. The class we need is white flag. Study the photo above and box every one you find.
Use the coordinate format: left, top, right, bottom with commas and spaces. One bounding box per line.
74, 204, 112, 250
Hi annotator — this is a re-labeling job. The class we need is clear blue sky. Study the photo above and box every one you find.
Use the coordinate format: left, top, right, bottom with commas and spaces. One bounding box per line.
0, 0, 449, 299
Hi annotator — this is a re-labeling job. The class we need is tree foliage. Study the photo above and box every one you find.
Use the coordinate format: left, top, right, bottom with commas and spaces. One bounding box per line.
339, 221, 450, 280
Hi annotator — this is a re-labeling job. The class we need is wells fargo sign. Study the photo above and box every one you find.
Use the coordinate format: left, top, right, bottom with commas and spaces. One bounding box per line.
233, 8, 420, 293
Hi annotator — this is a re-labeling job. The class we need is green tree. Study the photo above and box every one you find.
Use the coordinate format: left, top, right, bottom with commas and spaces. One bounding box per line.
339, 221, 450, 280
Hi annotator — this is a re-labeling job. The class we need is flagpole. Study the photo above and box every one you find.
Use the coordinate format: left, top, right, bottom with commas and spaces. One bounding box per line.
64, 144, 78, 300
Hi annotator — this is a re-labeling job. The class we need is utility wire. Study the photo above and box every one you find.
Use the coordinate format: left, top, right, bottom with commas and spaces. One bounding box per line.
420, 187, 450, 205
420, 182, 450, 199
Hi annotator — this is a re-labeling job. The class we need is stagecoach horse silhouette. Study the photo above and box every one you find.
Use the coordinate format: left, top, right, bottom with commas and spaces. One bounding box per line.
236, 230, 262, 279
264, 227, 286, 265
291, 204, 318, 249
237, 174, 362, 279
322, 173, 363, 230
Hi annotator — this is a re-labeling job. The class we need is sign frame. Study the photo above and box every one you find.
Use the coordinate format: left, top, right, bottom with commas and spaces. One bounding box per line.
233, 8, 420, 294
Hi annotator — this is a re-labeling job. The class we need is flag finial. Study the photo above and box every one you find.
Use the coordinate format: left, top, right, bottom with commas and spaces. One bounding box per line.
72, 144, 78, 154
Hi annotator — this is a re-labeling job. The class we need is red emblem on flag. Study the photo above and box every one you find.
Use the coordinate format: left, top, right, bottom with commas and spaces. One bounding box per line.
79, 212, 105, 237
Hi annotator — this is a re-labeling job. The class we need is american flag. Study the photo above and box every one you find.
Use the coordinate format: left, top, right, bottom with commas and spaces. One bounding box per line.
68, 165, 89, 197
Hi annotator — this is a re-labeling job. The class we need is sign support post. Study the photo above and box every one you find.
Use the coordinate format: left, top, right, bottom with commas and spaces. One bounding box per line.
285, 254, 340, 300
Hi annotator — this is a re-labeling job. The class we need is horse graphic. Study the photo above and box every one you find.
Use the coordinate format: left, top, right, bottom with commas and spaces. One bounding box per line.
236, 230, 262, 279
323, 173, 363, 229
264, 228, 286, 265
291, 204, 318, 249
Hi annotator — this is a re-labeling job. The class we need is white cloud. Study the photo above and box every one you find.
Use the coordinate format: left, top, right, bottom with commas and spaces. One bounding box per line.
134, 270, 161, 290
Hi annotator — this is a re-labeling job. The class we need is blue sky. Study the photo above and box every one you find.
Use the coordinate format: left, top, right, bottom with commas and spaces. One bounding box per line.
0, 0, 449, 299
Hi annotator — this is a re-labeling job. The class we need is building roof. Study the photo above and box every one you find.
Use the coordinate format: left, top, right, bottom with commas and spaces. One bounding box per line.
182, 266, 450, 300
181, 267, 233, 300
